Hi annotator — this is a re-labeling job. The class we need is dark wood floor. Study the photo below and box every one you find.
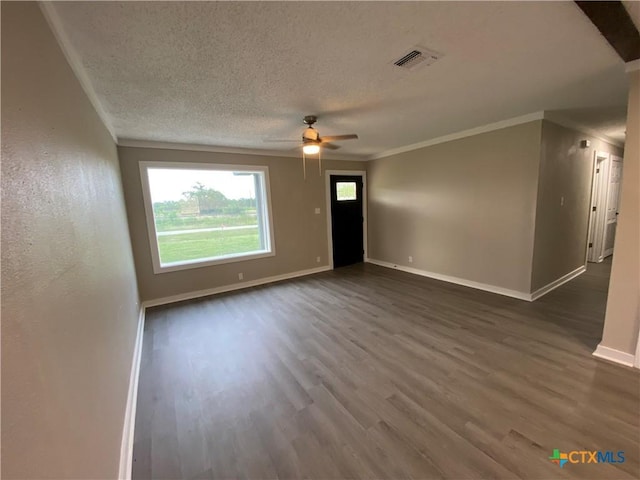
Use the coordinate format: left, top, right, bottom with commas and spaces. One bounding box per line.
132, 259, 639, 479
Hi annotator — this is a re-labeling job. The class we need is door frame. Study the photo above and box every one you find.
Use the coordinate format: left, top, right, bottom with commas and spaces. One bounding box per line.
586, 150, 610, 263
325, 170, 368, 269
635, 327, 640, 369
602, 155, 623, 258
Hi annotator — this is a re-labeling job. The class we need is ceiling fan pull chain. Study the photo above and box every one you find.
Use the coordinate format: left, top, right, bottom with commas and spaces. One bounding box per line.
318, 149, 322, 176
302, 151, 306, 180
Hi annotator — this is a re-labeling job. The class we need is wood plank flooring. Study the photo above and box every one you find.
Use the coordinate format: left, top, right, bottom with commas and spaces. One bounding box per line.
132, 260, 639, 479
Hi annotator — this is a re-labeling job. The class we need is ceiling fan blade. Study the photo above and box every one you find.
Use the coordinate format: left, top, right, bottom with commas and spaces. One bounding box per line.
263, 138, 299, 143
320, 134, 358, 142
322, 143, 340, 150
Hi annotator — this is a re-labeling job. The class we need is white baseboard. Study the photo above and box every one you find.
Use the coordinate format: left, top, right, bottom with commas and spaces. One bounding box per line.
143, 265, 332, 308
530, 265, 587, 301
593, 343, 636, 368
365, 258, 531, 301
119, 307, 146, 480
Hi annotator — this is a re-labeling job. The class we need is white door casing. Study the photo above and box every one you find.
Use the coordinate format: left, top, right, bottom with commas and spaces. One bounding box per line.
324, 170, 368, 269
587, 151, 610, 263
602, 156, 623, 258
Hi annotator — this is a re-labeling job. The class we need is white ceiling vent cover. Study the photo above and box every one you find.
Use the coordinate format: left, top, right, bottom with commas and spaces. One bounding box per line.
392, 45, 442, 71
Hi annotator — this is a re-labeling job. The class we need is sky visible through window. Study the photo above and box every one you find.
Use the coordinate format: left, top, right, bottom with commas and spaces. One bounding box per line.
148, 168, 256, 202
145, 166, 271, 269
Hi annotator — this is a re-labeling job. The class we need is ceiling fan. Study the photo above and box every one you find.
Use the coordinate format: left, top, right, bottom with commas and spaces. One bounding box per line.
265, 115, 359, 178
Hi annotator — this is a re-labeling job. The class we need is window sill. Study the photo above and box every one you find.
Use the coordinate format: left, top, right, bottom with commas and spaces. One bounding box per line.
152, 250, 275, 274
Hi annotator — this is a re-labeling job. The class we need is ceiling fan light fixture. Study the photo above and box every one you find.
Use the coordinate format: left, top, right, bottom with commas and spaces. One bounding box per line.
302, 143, 320, 155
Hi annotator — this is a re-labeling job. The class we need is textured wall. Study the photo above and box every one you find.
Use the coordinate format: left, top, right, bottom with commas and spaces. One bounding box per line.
530, 121, 623, 291
367, 121, 542, 294
601, 70, 640, 355
1, 3, 140, 478
118, 146, 364, 302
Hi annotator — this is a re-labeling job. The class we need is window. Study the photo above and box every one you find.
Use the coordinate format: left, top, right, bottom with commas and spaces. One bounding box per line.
140, 162, 275, 273
336, 181, 357, 201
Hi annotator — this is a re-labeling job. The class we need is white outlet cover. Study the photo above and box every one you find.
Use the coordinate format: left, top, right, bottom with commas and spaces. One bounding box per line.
315, 208, 321, 214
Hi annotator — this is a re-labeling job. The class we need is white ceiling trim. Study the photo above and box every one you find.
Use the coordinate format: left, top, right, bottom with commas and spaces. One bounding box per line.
39, 1, 116, 143
542, 112, 624, 147
368, 112, 546, 160
117, 139, 368, 162
625, 59, 640, 73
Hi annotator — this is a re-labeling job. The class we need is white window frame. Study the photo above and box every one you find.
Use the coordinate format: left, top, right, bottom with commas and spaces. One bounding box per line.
139, 161, 276, 274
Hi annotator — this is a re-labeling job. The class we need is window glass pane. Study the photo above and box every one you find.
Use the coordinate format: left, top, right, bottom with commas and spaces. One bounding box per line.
146, 168, 270, 267
336, 182, 357, 201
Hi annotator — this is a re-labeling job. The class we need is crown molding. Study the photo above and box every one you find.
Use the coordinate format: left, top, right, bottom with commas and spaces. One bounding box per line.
39, 2, 117, 143
368, 112, 546, 160
117, 138, 368, 162
542, 112, 624, 147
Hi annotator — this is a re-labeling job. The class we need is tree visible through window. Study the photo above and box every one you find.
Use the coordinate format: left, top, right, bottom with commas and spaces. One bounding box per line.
336, 181, 357, 201
141, 163, 274, 272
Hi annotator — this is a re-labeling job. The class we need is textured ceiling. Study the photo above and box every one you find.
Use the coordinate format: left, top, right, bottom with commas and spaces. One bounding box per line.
48, 1, 630, 158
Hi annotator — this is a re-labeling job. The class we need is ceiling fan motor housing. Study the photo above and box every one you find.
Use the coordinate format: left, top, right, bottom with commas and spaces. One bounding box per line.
303, 115, 317, 126
302, 126, 319, 142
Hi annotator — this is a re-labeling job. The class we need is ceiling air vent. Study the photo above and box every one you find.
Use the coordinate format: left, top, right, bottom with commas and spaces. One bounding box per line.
392, 45, 442, 71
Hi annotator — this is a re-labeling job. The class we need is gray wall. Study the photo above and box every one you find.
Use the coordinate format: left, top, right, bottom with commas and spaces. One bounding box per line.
118, 146, 364, 302
1, 3, 140, 478
367, 121, 542, 294
601, 70, 640, 356
530, 121, 623, 291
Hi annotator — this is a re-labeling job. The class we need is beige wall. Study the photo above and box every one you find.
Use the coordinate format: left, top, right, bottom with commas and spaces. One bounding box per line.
367, 121, 542, 294
601, 70, 640, 356
1, 3, 140, 479
118, 146, 364, 302
530, 121, 623, 291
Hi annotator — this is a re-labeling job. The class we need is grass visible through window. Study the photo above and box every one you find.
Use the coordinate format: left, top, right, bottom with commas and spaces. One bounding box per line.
143, 166, 272, 270
336, 182, 357, 201
157, 227, 260, 264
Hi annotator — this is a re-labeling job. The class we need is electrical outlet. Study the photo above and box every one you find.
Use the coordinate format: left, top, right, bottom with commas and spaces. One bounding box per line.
560, 196, 564, 206
316, 256, 321, 263
238, 272, 243, 280
408, 256, 413, 263
315, 207, 321, 214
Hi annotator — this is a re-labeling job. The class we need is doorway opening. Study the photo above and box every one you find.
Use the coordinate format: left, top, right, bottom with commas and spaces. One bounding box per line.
325, 170, 367, 268
587, 151, 623, 263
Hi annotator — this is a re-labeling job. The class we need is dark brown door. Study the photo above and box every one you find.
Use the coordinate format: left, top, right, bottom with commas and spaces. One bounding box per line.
330, 175, 364, 268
